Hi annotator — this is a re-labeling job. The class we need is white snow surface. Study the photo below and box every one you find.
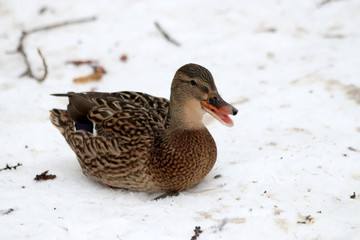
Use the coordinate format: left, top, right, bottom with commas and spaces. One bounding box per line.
1, 0, 360, 239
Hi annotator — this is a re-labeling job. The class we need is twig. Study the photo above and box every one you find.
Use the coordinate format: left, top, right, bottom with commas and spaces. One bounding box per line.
218, 218, 228, 231
0, 208, 14, 215
14, 16, 97, 82
191, 226, 203, 240
26, 16, 97, 34
317, 0, 346, 7
154, 21, 181, 47
297, 215, 314, 224
37, 48, 48, 81
348, 146, 357, 152
0, 163, 22, 172
19, 48, 48, 82
350, 192, 356, 199
153, 191, 179, 201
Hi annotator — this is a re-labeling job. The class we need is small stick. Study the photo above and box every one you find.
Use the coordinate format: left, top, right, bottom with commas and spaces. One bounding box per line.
218, 218, 228, 231
0, 208, 14, 215
0, 163, 22, 171
19, 48, 48, 82
37, 48, 48, 82
153, 191, 179, 201
14, 16, 97, 82
317, 0, 345, 7
25, 16, 97, 35
154, 21, 181, 47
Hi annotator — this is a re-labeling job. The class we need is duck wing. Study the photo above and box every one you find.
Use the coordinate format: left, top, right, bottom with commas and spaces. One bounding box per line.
53, 91, 170, 138
112, 91, 170, 128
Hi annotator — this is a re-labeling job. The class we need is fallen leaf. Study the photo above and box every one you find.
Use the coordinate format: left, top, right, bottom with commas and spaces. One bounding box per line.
34, 170, 56, 181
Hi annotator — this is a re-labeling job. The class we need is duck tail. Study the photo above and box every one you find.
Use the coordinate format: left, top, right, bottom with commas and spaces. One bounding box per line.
50, 109, 74, 136
51, 93, 95, 133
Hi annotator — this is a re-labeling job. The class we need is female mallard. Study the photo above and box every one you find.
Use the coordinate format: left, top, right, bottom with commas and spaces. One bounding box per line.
50, 63, 237, 194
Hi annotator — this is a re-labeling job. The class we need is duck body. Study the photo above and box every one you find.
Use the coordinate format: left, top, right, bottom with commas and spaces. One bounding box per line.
51, 64, 237, 193
150, 128, 217, 192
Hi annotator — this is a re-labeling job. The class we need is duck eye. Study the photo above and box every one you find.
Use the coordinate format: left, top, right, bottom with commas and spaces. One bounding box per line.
190, 80, 197, 86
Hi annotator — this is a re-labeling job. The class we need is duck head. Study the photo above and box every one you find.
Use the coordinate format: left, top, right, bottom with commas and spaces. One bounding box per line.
170, 63, 238, 129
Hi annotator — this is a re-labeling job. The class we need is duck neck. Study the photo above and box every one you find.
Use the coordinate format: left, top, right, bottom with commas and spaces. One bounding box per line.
169, 97, 205, 130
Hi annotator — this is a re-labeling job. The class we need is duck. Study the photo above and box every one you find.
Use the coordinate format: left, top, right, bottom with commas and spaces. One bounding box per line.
50, 63, 238, 195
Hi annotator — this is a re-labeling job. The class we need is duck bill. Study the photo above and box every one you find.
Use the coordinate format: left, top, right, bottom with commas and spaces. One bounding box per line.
201, 93, 238, 127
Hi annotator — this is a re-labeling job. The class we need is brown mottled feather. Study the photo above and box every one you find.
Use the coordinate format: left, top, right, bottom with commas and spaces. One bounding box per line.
50, 63, 234, 193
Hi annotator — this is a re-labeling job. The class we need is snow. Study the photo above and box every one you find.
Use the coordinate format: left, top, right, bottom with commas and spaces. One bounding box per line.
1, 0, 360, 239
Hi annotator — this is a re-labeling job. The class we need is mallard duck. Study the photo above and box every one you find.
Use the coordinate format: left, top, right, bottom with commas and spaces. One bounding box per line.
50, 63, 237, 194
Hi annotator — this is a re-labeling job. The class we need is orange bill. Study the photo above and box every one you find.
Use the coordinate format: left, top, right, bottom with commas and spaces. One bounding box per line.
201, 93, 238, 127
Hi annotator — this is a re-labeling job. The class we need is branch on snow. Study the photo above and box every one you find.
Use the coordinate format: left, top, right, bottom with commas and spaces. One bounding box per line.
12, 16, 97, 83
0, 163, 23, 172
317, 0, 346, 7
154, 21, 181, 47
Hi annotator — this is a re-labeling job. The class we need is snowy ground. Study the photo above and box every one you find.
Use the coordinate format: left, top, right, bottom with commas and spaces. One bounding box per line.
1, 0, 360, 239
